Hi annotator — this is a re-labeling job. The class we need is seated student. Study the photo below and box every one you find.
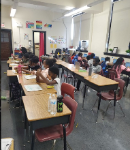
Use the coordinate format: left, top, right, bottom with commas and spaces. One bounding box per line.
76, 57, 101, 91
88, 53, 95, 66
113, 57, 130, 79
92, 57, 101, 73
71, 52, 76, 60
19, 53, 29, 66
22, 56, 41, 74
13, 47, 27, 59
72, 53, 78, 64
101, 57, 113, 75
33, 58, 55, 79
36, 66, 61, 96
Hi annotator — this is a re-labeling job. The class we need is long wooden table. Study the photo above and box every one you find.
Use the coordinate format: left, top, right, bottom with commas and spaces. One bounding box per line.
23, 94, 71, 150
56, 60, 119, 122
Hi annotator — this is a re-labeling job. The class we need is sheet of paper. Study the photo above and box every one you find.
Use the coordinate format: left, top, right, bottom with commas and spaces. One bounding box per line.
24, 84, 42, 92
1, 138, 13, 150
10, 63, 18, 66
12, 70, 25, 74
24, 75, 36, 80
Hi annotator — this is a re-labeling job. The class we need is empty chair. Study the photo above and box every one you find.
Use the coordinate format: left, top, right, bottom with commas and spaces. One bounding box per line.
35, 96, 78, 149
92, 78, 125, 119
61, 83, 75, 99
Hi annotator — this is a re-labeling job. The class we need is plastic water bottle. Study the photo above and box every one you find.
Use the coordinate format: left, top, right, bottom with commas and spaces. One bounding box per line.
48, 94, 52, 112
18, 64, 22, 76
50, 94, 57, 115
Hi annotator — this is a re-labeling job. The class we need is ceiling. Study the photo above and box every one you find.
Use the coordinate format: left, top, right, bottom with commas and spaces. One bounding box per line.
1, 0, 107, 13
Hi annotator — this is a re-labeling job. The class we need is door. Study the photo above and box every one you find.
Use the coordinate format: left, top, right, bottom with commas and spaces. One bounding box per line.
1, 29, 12, 60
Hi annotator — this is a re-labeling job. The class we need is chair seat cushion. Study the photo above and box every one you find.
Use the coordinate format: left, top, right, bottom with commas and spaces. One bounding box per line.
97, 93, 120, 100
35, 124, 64, 142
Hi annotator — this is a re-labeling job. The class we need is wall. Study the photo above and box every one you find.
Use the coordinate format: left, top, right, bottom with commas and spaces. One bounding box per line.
109, 0, 130, 55
1, 5, 12, 29
11, 6, 71, 54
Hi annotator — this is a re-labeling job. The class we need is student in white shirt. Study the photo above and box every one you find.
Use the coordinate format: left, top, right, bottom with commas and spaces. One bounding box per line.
88, 53, 95, 66
92, 57, 101, 73
36, 66, 61, 96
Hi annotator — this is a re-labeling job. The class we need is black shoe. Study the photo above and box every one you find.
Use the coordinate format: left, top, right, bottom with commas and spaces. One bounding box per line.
14, 103, 20, 108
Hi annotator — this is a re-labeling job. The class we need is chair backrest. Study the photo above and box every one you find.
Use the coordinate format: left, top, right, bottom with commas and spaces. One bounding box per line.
99, 68, 104, 76
68, 57, 73, 64
108, 69, 117, 80
61, 83, 75, 99
63, 96, 78, 136
114, 78, 125, 100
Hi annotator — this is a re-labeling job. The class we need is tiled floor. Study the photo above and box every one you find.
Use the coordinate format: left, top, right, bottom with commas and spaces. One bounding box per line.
1, 61, 130, 150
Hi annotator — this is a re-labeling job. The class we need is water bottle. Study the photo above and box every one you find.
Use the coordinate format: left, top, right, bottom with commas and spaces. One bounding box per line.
50, 94, 57, 115
48, 94, 52, 112
57, 95, 63, 113
88, 64, 92, 76
18, 64, 22, 76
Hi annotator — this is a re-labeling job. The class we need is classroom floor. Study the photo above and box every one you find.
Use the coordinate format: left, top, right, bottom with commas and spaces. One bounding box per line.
1, 61, 130, 150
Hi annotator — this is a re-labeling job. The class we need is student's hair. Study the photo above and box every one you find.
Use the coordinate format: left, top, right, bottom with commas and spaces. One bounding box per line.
29, 54, 35, 59
27, 52, 33, 56
90, 53, 95, 59
51, 58, 56, 64
31, 56, 39, 63
78, 52, 82, 57
23, 53, 29, 59
94, 57, 100, 65
105, 57, 110, 61
49, 66, 59, 76
87, 55, 90, 60
21, 47, 27, 54
45, 59, 55, 68
113, 57, 124, 71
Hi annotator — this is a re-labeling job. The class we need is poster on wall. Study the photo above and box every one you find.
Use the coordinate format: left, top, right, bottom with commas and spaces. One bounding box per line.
24, 34, 29, 40
36, 21, 42, 29
49, 36, 57, 44
58, 36, 66, 44
44, 23, 52, 28
26, 21, 34, 29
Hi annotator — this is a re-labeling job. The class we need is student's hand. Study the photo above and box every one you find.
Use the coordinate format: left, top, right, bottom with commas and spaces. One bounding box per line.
36, 71, 41, 77
47, 75, 51, 80
36, 76, 39, 82
31, 71, 36, 75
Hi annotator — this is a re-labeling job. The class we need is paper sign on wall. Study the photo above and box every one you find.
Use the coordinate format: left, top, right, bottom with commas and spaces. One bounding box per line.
24, 34, 29, 40
50, 44, 53, 48
26, 21, 34, 29
54, 44, 57, 48
36, 21, 42, 29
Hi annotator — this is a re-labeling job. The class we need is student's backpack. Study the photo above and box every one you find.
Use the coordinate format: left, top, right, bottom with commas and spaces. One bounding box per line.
101, 61, 108, 76
10, 82, 21, 100
72, 55, 78, 65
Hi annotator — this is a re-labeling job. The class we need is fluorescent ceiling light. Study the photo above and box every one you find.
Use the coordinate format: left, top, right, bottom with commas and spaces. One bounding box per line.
10, 8, 16, 17
64, 5, 90, 17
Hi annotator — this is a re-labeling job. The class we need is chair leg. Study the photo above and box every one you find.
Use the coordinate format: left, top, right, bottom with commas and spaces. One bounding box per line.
117, 101, 125, 117
91, 98, 98, 111
103, 101, 111, 120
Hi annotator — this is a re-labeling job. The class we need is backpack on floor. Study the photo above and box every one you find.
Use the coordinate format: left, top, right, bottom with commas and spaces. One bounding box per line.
10, 82, 21, 100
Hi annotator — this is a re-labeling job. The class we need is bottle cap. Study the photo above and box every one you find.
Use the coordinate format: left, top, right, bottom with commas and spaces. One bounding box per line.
57, 95, 63, 101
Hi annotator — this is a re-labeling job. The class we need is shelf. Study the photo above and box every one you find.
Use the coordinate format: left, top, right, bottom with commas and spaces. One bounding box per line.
104, 52, 130, 58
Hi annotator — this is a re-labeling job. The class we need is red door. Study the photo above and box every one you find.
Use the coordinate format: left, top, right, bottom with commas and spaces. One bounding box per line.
1, 29, 12, 60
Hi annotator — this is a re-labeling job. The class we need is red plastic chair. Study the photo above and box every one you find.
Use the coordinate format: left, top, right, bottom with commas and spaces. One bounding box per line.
35, 96, 78, 148
61, 83, 75, 99
92, 78, 125, 119
108, 69, 117, 80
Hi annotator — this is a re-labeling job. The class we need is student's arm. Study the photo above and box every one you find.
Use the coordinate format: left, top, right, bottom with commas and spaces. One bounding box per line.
36, 72, 57, 85
99, 61, 103, 65
107, 62, 113, 66
22, 68, 32, 74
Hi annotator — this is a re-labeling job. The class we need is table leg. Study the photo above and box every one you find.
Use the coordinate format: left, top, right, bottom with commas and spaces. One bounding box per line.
82, 84, 87, 109
114, 90, 116, 119
63, 124, 67, 150
23, 107, 27, 146
9, 84, 11, 110
96, 92, 101, 123
31, 130, 35, 150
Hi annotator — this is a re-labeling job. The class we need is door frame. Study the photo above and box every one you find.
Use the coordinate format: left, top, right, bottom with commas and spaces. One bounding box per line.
1, 29, 13, 55
32, 30, 46, 55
